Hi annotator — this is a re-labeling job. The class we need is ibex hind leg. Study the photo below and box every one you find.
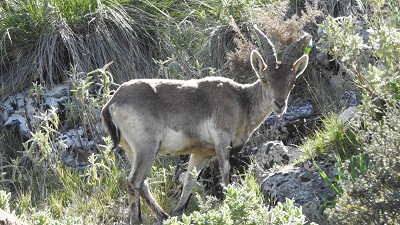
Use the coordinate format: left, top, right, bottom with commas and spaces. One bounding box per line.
140, 181, 169, 222
124, 140, 162, 224
127, 183, 142, 224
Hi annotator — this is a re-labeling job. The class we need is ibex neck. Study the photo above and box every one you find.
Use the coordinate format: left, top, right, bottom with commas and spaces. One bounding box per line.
243, 80, 273, 133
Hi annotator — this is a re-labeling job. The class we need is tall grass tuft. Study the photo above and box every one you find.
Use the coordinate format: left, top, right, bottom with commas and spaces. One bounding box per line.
0, 0, 169, 100
300, 116, 360, 159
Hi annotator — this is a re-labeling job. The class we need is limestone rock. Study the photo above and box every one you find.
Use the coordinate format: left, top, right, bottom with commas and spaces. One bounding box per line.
0, 84, 103, 169
253, 141, 302, 171
0, 83, 69, 140
257, 155, 337, 222
254, 98, 321, 146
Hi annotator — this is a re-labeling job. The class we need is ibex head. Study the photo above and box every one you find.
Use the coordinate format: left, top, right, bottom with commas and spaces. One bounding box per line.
251, 25, 310, 115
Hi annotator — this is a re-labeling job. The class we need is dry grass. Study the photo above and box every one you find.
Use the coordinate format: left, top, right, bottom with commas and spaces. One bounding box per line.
223, 2, 321, 84
0, 1, 169, 101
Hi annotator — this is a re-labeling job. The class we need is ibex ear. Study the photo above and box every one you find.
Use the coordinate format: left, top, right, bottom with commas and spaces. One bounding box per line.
293, 55, 309, 78
250, 50, 267, 79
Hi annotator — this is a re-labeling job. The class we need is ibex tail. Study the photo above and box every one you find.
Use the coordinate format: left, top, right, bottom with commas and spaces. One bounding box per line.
101, 104, 120, 149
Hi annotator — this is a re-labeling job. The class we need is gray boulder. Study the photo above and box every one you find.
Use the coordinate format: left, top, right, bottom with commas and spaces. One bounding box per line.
254, 142, 337, 222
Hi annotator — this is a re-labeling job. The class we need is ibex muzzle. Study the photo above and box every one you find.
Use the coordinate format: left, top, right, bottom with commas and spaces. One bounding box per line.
101, 25, 311, 223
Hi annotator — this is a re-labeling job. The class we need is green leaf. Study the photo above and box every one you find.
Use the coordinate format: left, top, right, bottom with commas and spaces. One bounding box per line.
304, 38, 313, 55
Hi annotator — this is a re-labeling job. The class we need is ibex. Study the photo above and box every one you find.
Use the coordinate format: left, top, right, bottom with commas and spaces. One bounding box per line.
101, 25, 311, 223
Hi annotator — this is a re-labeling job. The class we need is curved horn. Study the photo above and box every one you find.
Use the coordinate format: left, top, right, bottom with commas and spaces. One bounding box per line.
254, 25, 277, 65
281, 33, 312, 66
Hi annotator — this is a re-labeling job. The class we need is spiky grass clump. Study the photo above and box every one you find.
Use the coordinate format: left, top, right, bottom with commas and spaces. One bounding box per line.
299, 116, 360, 159
0, 0, 168, 100
153, 0, 271, 80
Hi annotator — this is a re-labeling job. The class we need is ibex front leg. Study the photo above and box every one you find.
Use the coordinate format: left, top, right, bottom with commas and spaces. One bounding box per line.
216, 146, 231, 186
214, 133, 232, 186
174, 153, 213, 215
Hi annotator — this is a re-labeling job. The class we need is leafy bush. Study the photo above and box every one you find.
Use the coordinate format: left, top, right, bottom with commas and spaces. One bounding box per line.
165, 173, 315, 225
316, 0, 400, 223
317, 0, 400, 99
326, 104, 400, 224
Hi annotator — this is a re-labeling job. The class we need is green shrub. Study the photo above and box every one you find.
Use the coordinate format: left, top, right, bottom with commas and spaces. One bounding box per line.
0, 190, 11, 212
326, 104, 400, 224
317, 0, 400, 100
165, 173, 314, 225
317, 0, 400, 223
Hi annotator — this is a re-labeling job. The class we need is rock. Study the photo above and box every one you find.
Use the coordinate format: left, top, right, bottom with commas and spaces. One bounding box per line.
257, 155, 337, 222
252, 141, 337, 221
255, 98, 321, 145
253, 141, 302, 171
315, 52, 330, 67
58, 127, 96, 150
0, 209, 26, 225
194, 140, 338, 223
0, 83, 70, 140
0, 84, 105, 169
338, 106, 358, 124
339, 90, 361, 107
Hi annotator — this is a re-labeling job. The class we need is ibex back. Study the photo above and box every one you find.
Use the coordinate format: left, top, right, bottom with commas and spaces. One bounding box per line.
101, 25, 311, 223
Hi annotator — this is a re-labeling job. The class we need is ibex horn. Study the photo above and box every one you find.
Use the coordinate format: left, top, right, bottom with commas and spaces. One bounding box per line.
281, 33, 312, 66
254, 25, 277, 66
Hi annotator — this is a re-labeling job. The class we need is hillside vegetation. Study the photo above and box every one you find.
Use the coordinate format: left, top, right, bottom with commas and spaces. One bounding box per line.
1, 0, 399, 224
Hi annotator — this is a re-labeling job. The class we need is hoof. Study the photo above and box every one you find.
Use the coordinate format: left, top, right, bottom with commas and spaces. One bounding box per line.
172, 207, 184, 217
156, 211, 170, 223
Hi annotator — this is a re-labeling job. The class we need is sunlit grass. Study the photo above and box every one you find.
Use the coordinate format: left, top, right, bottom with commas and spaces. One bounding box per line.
299, 115, 360, 161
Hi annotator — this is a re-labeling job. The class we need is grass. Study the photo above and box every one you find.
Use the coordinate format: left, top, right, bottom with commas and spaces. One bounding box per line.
299, 115, 360, 160
0, 162, 314, 224
297, 113, 368, 217
0, 0, 168, 100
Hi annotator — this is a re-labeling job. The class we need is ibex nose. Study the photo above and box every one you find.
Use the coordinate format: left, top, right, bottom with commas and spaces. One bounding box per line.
274, 100, 285, 109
